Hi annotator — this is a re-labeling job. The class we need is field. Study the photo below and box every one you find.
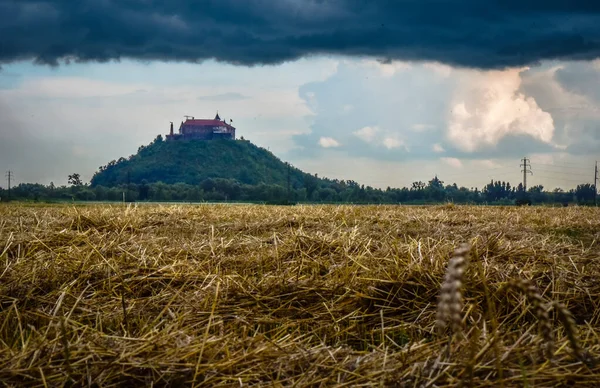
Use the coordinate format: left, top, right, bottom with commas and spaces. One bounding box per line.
1, 203, 600, 387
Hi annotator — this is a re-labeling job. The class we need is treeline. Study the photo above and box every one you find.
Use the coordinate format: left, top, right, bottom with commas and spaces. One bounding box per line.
1, 176, 596, 205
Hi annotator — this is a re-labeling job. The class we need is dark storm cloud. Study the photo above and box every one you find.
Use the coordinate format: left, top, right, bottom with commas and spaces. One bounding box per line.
1, 0, 600, 69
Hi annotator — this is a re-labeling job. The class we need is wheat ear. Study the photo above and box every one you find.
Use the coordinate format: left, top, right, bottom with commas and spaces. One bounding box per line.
436, 243, 471, 336
551, 301, 593, 365
506, 279, 554, 360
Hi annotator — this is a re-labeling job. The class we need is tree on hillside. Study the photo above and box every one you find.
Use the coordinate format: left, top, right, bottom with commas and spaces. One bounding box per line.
303, 174, 319, 199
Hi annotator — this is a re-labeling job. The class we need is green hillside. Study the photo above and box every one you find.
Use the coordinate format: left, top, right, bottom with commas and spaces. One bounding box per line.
90, 136, 319, 189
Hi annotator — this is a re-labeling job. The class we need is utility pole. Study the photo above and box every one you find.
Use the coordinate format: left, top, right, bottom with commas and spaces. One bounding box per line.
520, 157, 533, 191
5, 171, 14, 201
286, 162, 291, 203
594, 161, 598, 206
126, 170, 131, 203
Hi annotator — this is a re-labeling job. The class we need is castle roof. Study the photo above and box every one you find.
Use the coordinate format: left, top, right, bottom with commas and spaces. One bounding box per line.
183, 119, 235, 129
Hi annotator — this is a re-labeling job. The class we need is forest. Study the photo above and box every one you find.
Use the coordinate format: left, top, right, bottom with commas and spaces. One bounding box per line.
1, 175, 596, 205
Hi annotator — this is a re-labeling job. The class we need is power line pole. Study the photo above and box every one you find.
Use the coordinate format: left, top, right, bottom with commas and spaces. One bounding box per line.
520, 157, 532, 191
5, 171, 13, 201
595, 161, 598, 206
126, 170, 131, 203
286, 162, 291, 203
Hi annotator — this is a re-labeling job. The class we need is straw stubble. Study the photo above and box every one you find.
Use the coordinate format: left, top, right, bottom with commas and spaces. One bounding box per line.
0, 203, 598, 386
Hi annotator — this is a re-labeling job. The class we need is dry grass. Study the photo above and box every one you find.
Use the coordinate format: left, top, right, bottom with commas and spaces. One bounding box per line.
1, 203, 600, 387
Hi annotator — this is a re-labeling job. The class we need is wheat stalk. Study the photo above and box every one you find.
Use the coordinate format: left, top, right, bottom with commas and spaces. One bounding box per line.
436, 243, 471, 336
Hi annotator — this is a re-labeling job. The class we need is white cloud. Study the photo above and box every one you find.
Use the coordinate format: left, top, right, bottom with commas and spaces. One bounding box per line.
71, 145, 90, 157
520, 65, 600, 153
357, 59, 411, 77
318, 137, 340, 148
521, 66, 594, 120
0, 58, 337, 185
354, 126, 410, 151
475, 159, 502, 169
353, 126, 380, 143
378, 61, 412, 77
197, 92, 249, 101
530, 153, 556, 165
382, 137, 403, 149
423, 62, 453, 77
451, 102, 471, 120
11, 77, 145, 99
432, 143, 445, 153
447, 68, 554, 152
353, 126, 410, 152
411, 123, 436, 132
441, 157, 463, 168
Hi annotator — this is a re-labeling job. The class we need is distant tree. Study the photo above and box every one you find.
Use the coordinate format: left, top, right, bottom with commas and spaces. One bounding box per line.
411, 181, 426, 191
575, 183, 595, 203
528, 185, 546, 203
68, 173, 83, 186
139, 179, 150, 201
426, 176, 445, 201
514, 182, 529, 204
428, 176, 444, 189
529, 185, 544, 193
318, 187, 337, 202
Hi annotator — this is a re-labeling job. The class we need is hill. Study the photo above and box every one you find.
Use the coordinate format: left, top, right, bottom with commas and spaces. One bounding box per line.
91, 136, 321, 190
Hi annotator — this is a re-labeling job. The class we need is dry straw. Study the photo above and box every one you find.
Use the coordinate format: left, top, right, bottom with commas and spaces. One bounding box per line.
0, 203, 599, 386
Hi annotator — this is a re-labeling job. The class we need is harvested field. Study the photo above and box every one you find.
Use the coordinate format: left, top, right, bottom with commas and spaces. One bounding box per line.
1, 203, 600, 386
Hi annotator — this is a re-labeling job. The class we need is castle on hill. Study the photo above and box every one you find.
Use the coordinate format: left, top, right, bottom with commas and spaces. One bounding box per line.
166, 112, 236, 141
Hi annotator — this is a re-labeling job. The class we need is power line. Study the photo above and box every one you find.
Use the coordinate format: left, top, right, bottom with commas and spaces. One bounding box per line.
538, 160, 591, 168
534, 175, 587, 185
485, 171, 516, 180
532, 162, 589, 171
444, 165, 512, 178
533, 168, 590, 178
529, 161, 600, 192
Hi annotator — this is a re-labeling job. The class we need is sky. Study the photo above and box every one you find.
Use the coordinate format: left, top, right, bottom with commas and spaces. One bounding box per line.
1, 0, 600, 190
